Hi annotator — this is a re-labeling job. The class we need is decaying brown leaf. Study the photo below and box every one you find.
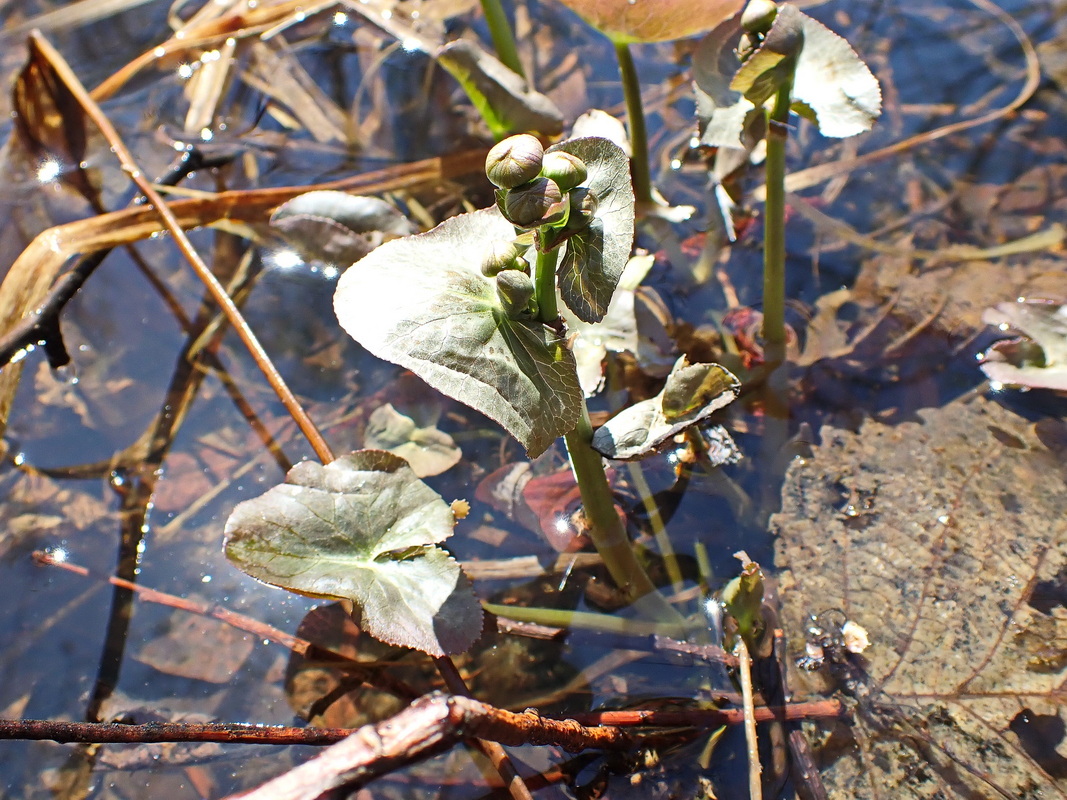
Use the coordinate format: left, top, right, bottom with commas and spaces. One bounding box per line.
773, 396, 1067, 798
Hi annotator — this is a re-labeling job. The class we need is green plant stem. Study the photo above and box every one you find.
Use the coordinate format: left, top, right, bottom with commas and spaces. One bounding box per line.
479, 0, 525, 80
614, 42, 653, 205
761, 77, 794, 366
533, 247, 558, 323
564, 408, 685, 625
483, 602, 689, 639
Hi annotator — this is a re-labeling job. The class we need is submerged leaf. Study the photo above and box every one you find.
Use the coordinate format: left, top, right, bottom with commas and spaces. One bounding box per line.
549, 137, 635, 323
592, 357, 740, 460
270, 192, 415, 266
436, 39, 563, 139
773, 397, 1067, 797
224, 451, 483, 656
980, 300, 1067, 391
364, 403, 462, 477
554, 0, 744, 43
334, 207, 582, 457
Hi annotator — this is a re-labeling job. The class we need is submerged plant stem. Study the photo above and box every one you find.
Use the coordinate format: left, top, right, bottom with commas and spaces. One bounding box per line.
761, 78, 794, 365
533, 247, 559, 323
614, 42, 652, 205
565, 409, 685, 625
479, 0, 525, 81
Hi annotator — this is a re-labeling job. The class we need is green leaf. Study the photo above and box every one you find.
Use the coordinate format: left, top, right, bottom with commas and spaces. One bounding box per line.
224, 451, 483, 657
787, 6, 881, 138
548, 137, 635, 324
695, 5, 880, 142
721, 552, 766, 653
692, 17, 758, 148
436, 40, 563, 139
554, 0, 744, 43
591, 357, 740, 461
334, 208, 582, 458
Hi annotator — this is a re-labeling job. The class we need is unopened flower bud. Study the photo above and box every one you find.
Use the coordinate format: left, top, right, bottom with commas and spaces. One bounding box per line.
540, 151, 588, 193
481, 239, 529, 276
502, 177, 566, 227
495, 269, 536, 317
537, 187, 599, 252
741, 0, 778, 34
485, 134, 544, 189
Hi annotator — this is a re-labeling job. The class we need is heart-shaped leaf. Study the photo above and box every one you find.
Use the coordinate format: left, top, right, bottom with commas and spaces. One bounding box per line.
548, 137, 635, 323
334, 207, 582, 457
592, 357, 740, 460
554, 0, 744, 43
224, 451, 483, 656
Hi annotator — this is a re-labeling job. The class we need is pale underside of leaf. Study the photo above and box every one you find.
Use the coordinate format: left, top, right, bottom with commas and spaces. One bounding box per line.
224, 452, 483, 656
773, 398, 1067, 798
334, 208, 582, 457
980, 300, 1067, 391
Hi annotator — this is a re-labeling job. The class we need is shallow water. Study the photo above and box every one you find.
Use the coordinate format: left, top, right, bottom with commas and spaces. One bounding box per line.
0, 0, 1064, 798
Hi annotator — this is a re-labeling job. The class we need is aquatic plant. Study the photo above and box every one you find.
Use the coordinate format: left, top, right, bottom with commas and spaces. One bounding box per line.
695, 0, 881, 360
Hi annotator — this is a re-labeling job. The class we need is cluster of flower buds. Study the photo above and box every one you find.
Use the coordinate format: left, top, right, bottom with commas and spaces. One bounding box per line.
483, 134, 597, 317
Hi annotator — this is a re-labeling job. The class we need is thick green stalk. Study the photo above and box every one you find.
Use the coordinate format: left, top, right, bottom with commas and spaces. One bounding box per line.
761, 77, 794, 365
479, 0, 525, 80
564, 408, 685, 624
533, 247, 558, 323
613, 42, 653, 205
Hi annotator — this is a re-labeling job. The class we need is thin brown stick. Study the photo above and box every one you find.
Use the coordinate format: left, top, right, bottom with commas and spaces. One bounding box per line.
564, 701, 844, 728
737, 639, 762, 800
434, 656, 534, 800
221, 693, 632, 800
30, 31, 335, 464
0, 718, 354, 746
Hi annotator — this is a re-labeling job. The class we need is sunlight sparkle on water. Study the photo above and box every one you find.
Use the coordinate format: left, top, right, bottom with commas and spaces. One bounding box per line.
333, 11, 348, 26
177, 63, 194, 79
554, 516, 570, 535
36, 157, 61, 183
267, 247, 304, 271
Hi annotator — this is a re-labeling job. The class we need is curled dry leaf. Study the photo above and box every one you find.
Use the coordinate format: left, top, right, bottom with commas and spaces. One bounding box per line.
773, 396, 1067, 798
592, 357, 740, 461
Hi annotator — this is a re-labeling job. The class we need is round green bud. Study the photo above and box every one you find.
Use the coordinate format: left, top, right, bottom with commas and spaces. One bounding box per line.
485, 134, 544, 189
741, 0, 778, 34
495, 269, 536, 317
502, 177, 565, 228
539, 151, 588, 193
481, 240, 528, 276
